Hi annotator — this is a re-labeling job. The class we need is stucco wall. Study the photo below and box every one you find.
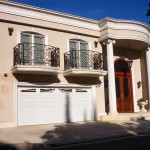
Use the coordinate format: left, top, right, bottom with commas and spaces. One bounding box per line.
0, 14, 105, 125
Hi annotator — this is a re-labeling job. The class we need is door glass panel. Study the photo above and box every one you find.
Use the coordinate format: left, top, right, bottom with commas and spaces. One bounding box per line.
80, 42, 87, 50
70, 41, 77, 51
124, 77, 129, 98
34, 36, 44, 64
115, 77, 120, 98
115, 60, 129, 72
70, 41, 77, 68
21, 34, 32, 64
34, 36, 44, 44
21, 34, 31, 43
80, 42, 88, 68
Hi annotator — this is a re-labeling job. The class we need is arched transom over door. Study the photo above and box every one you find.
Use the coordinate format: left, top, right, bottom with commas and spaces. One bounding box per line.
114, 58, 133, 113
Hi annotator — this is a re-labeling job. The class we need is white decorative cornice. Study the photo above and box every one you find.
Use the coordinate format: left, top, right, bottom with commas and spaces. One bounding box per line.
100, 33, 149, 44
99, 17, 150, 32
99, 18, 150, 46
0, 1, 99, 31
99, 17, 150, 40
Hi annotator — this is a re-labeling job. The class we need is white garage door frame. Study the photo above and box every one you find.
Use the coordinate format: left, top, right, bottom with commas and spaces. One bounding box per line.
14, 82, 96, 126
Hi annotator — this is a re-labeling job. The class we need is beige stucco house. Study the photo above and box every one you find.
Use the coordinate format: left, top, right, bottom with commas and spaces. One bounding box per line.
0, 1, 150, 128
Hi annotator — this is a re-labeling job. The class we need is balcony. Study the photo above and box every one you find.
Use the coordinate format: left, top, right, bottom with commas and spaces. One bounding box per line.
11, 43, 61, 75
63, 50, 107, 77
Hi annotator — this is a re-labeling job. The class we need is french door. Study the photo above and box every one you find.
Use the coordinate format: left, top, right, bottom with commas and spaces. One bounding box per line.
69, 40, 88, 68
21, 32, 45, 65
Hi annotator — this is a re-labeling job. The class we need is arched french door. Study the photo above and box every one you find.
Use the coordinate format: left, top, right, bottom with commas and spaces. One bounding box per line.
115, 58, 133, 113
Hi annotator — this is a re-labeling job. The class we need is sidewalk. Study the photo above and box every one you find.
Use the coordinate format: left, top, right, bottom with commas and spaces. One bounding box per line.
1, 120, 150, 149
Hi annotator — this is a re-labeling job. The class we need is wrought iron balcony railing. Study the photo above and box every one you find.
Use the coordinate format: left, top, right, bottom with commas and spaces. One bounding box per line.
64, 50, 103, 70
13, 43, 60, 67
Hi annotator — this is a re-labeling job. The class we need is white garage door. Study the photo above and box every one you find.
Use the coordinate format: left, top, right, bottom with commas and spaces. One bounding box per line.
17, 86, 93, 126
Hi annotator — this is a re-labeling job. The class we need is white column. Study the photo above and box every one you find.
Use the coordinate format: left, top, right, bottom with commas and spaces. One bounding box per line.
106, 39, 118, 115
146, 47, 150, 111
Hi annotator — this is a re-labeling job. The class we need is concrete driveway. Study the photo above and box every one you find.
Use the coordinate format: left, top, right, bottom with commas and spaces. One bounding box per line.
1, 120, 150, 149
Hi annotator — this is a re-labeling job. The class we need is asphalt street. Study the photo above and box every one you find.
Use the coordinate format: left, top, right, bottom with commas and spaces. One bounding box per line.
51, 133, 150, 150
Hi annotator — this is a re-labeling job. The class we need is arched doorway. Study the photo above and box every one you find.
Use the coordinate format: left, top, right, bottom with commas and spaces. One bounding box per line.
114, 58, 133, 113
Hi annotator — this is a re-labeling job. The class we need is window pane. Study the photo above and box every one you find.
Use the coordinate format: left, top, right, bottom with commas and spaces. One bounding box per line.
21, 34, 31, 43
21, 34, 32, 63
124, 77, 129, 98
115, 77, 120, 98
80, 43, 87, 51
34, 36, 44, 45
115, 60, 129, 72
69, 41, 77, 67
70, 41, 77, 51
34, 36, 44, 64
80, 43, 87, 68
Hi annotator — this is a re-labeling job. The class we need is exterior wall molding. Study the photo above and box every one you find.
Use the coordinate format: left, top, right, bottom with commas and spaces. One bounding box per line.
103, 39, 116, 45
0, 1, 99, 31
114, 56, 131, 61
15, 82, 94, 88
98, 113, 107, 116
0, 122, 16, 128
100, 33, 149, 44
99, 18, 150, 45
0, 15, 99, 38
99, 17, 150, 34
17, 29, 49, 45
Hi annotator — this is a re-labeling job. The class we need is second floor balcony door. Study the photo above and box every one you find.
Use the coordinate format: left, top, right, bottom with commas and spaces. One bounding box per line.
21, 32, 45, 65
69, 40, 88, 69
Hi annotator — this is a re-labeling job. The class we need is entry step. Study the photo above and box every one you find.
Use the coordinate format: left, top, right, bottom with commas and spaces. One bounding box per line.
99, 112, 150, 121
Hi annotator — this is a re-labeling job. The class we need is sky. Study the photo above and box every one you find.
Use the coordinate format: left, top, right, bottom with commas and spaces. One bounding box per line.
9, 0, 150, 24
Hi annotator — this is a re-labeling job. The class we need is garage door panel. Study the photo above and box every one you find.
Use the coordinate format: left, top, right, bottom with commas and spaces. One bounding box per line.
55, 94, 67, 123
38, 93, 66, 123
37, 95, 57, 123
69, 93, 92, 122
18, 94, 38, 125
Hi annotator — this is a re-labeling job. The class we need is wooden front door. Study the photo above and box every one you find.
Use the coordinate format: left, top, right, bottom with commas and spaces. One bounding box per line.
115, 59, 133, 113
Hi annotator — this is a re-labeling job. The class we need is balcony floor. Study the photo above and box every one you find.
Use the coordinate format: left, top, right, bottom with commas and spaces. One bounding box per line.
63, 68, 107, 77
11, 65, 61, 75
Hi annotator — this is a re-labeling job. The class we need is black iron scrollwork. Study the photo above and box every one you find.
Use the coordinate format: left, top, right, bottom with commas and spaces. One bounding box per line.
13, 43, 60, 67
64, 50, 103, 70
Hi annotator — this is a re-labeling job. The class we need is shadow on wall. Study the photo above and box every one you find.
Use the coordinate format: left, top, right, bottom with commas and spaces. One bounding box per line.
65, 76, 102, 85
66, 94, 71, 123
14, 74, 61, 83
